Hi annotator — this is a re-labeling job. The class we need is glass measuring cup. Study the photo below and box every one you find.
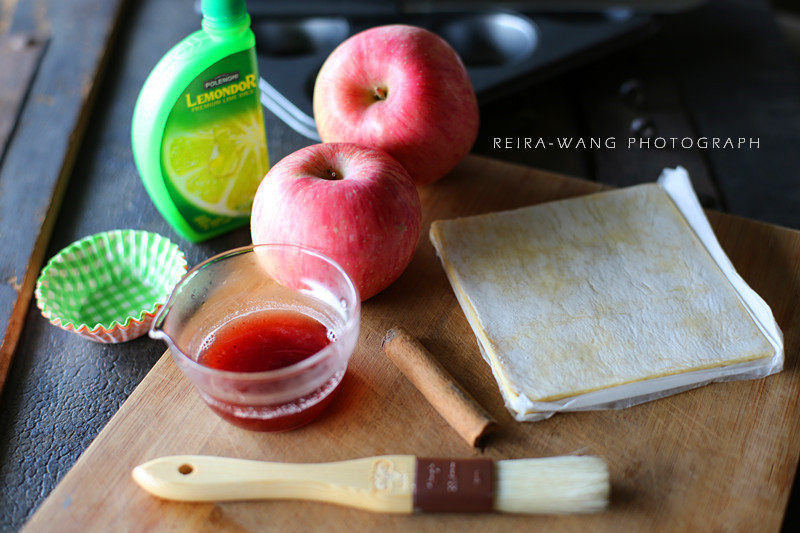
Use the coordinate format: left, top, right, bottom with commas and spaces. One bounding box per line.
150, 244, 360, 431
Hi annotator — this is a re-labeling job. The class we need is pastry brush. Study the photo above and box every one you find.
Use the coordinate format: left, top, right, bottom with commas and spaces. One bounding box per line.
132, 454, 609, 514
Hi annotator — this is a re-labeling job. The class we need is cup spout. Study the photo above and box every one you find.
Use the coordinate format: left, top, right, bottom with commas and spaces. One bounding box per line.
149, 302, 174, 346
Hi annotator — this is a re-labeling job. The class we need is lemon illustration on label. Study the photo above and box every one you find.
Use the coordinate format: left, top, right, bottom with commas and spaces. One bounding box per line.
163, 108, 268, 217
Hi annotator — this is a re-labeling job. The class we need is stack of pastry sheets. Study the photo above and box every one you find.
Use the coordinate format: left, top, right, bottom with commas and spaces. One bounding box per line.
430, 168, 783, 421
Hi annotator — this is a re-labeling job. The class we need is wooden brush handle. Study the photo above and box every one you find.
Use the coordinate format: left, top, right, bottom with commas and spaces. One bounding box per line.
132, 455, 416, 513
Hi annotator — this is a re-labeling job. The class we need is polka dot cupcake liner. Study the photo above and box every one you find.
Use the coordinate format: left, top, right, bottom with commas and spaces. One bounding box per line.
35, 230, 188, 343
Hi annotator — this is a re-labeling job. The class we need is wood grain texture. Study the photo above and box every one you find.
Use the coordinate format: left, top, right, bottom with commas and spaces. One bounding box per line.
0, 0, 128, 395
0, 33, 44, 160
24, 156, 800, 532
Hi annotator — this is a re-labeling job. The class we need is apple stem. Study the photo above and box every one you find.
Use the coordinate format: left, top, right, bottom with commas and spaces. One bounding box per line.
373, 86, 388, 101
325, 168, 342, 180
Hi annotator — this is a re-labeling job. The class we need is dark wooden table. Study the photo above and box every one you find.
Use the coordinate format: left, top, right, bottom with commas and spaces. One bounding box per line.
0, 0, 798, 530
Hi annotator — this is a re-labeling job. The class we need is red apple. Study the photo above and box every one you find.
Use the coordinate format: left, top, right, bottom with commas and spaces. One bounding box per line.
313, 25, 479, 187
250, 143, 421, 300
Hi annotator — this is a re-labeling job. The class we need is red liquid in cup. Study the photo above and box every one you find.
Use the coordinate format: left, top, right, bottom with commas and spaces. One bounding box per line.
197, 310, 341, 431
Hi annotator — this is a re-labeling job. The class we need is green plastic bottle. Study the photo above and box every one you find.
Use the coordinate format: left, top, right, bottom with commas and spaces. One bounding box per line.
132, 0, 269, 242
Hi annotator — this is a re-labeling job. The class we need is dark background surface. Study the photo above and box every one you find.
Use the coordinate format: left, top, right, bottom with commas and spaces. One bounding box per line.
1, 0, 799, 530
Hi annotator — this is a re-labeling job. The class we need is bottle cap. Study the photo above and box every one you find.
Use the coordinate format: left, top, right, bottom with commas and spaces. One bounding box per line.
201, 0, 248, 29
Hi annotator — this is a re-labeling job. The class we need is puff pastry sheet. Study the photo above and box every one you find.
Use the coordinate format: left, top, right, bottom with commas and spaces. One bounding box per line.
430, 168, 783, 421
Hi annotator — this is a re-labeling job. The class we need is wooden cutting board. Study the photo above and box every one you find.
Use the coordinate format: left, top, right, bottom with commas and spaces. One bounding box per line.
25, 156, 800, 531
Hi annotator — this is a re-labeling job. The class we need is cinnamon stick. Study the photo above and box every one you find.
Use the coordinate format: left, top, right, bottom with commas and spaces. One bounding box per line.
382, 327, 497, 447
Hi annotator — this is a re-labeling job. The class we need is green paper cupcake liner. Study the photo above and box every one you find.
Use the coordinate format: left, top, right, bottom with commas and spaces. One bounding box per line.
35, 230, 188, 343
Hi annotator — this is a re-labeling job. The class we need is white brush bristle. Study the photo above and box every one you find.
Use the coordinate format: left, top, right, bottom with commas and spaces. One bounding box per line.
494, 456, 609, 514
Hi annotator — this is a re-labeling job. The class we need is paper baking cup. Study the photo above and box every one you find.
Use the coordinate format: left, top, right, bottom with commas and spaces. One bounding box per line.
35, 230, 188, 343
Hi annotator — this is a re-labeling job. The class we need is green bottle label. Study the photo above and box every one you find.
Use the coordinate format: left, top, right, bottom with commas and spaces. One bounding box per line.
160, 49, 269, 234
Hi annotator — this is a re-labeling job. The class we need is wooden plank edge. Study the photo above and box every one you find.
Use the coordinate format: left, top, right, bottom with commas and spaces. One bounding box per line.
0, 0, 131, 396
